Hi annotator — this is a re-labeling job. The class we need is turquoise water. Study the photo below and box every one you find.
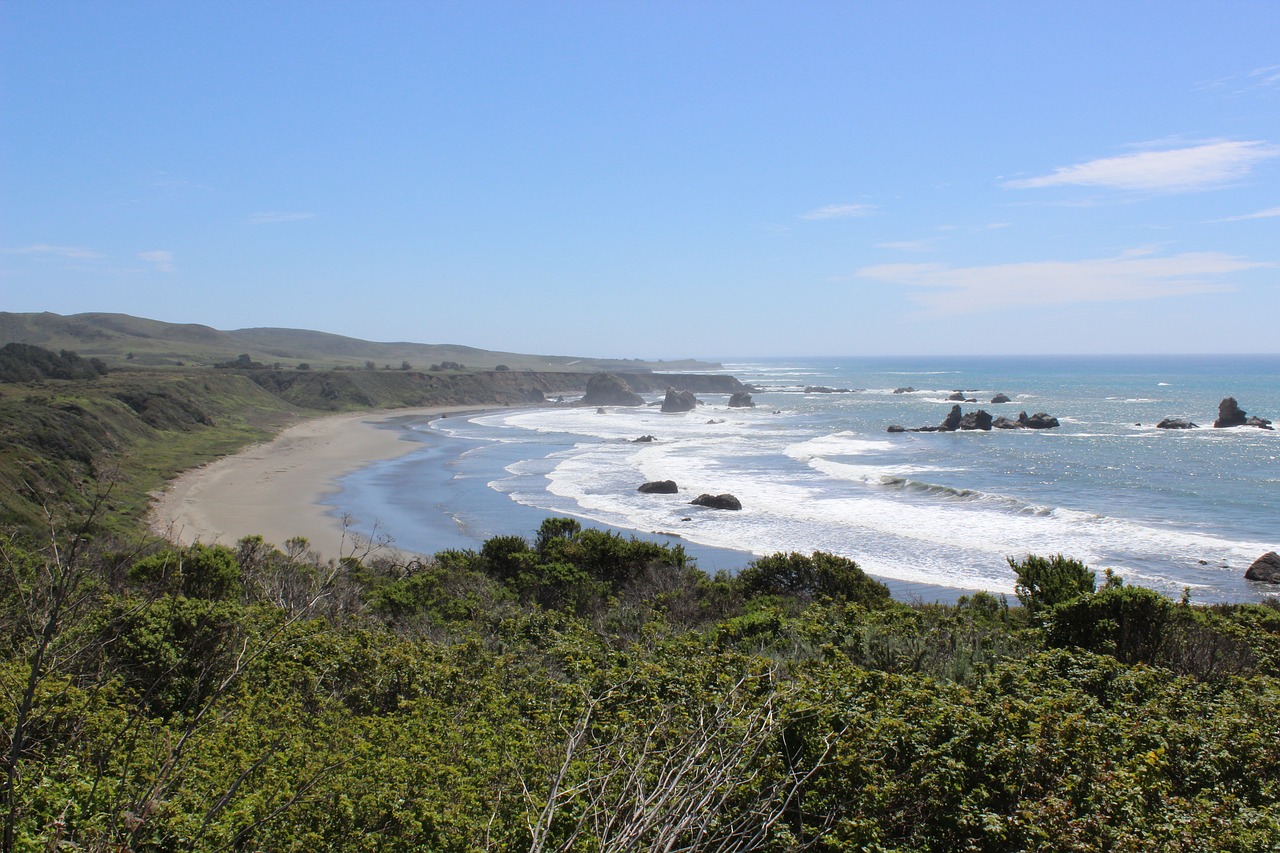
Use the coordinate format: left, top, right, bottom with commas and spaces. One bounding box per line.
336, 355, 1280, 603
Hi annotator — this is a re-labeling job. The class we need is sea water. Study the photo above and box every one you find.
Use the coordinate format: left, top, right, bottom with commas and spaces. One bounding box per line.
335, 355, 1280, 604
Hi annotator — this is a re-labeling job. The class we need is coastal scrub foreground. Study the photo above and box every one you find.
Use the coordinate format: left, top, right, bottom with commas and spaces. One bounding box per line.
2, 341, 1278, 850
4, 511, 1279, 851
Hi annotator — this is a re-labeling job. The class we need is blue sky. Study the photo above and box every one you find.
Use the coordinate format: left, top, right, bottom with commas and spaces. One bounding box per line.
3, 2, 1278, 358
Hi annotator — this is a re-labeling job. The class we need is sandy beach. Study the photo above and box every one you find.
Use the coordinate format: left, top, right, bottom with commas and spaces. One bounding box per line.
148, 406, 482, 561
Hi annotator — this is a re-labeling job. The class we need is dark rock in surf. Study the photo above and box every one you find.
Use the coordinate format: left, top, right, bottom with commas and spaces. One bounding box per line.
1214, 397, 1248, 428
893, 387, 916, 394
581, 373, 644, 407
1246, 416, 1275, 430
1244, 552, 1280, 583
992, 416, 1021, 429
660, 388, 699, 413
728, 391, 755, 408
1156, 418, 1198, 430
690, 493, 742, 511
948, 391, 966, 401
940, 405, 963, 432
887, 424, 906, 433
991, 393, 1011, 404
632, 435, 657, 442
1018, 411, 1060, 429
958, 410, 994, 431
638, 480, 679, 494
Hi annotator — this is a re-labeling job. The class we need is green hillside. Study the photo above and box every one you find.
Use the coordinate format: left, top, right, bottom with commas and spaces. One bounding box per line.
0, 311, 720, 372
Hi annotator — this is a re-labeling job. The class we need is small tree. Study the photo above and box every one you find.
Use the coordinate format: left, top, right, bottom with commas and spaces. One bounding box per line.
1009, 553, 1095, 613
737, 551, 892, 608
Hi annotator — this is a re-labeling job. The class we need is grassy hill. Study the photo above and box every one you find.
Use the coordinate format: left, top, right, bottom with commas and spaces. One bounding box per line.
0, 311, 720, 372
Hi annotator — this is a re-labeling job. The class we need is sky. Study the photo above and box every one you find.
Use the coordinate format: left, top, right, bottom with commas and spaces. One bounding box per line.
3, 2, 1279, 359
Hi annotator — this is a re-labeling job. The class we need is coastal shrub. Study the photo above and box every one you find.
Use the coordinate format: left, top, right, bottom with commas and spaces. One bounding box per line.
1010, 553, 1095, 613
0, 342, 107, 382
479, 534, 534, 584
535, 516, 581, 554
1047, 584, 1172, 664
737, 551, 893, 608
129, 543, 242, 600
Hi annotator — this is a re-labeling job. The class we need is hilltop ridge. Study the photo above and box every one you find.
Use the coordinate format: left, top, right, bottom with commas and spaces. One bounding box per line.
0, 311, 721, 373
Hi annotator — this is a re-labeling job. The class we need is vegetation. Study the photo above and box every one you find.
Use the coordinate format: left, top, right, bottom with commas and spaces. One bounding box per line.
3, 346, 1279, 851
3, 504, 1278, 851
0, 311, 719, 373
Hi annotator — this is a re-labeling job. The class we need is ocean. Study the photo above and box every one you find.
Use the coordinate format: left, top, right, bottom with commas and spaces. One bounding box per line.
336, 355, 1280, 604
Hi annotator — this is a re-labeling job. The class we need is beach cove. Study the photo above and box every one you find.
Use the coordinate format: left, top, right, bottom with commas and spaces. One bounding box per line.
147, 405, 485, 561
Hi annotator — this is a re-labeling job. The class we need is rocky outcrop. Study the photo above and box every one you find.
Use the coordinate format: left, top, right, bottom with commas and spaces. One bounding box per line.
660, 388, 699, 412
1215, 397, 1274, 429
638, 480, 678, 494
1018, 412, 1060, 429
1156, 418, 1198, 430
991, 393, 1011, 404
1245, 552, 1280, 583
892, 406, 1058, 433
940, 405, 963, 431
580, 373, 644, 407
893, 387, 916, 394
690, 493, 742, 510
1214, 397, 1247, 428
728, 391, 755, 408
631, 434, 656, 442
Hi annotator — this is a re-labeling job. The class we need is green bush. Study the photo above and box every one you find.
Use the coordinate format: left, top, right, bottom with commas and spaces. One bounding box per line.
1010, 553, 1095, 613
737, 551, 893, 608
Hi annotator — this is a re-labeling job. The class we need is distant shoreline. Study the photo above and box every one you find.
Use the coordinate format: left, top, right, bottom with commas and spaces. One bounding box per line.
148, 406, 488, 561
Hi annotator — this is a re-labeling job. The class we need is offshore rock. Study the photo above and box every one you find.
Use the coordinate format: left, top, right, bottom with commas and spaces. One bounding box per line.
1018, 411, 1060, 429
893, 386, 917, 394
581, 373, 644, 407
1246, 415, 1275, 430
728, 391, 755, 408
631, 435, 656, 442
940, 405, 963, 432
638, 480, 679, 494
690, 493, 742, 511
992, 416, 1021, 429
1245, 552, 1280, 583
1214, 397, 1248, 428
991, 393, 1011, 404
958, 410, 994, 431
1156, 418, 1198, 430
660, 388, 699, 412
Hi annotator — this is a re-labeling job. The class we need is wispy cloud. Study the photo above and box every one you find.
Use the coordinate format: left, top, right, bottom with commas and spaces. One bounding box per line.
3, 243, 102, 259
248, 211, 316, 225
875, 239, 939, 253
857, 249, 1269, 314
138, 250, 176, 272
800, 203, 875, 220
1212, 205, 1280, 222
1248, 64, 1280, 87
1004, 141, 1279, 192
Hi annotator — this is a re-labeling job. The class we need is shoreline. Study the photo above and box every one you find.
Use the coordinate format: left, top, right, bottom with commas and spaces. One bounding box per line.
146, 403, 978, 603
147, 405, 486, 561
